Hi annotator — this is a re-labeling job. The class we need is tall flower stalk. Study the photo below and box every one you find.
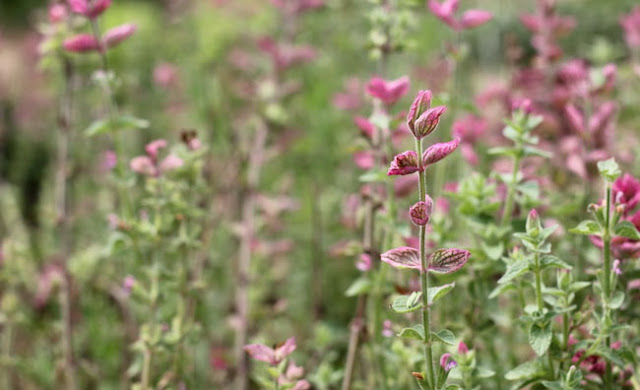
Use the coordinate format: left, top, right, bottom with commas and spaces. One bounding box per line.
382, 90, 469, 390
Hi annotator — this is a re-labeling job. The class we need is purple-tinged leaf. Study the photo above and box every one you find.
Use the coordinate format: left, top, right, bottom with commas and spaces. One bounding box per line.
381, 246, 422, 271
387, 151, 420, 176
422, 137, 460, 167
428, 248, 470, 274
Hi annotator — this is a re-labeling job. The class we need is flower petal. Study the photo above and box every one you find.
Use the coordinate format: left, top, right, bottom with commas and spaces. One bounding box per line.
422, 137, 460, 166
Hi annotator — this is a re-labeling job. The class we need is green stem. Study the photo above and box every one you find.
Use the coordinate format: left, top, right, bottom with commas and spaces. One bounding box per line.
533, 253, 553, 378
141, 346, 152, 390
416, 138, 435, 389
603, 184, 613, 390
501, 153, 522, 228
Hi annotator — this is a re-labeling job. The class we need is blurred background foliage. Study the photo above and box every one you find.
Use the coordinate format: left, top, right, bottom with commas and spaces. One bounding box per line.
1, 0, 640, 389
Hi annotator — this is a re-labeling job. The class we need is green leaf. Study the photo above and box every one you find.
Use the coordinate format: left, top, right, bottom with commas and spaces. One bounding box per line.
597, 158, 621, 182
569, 220, 600, 236
540, 381, 563, 390
609, 291, 624, 309
481, 242, 504, 261
398, 325, 425, 341
85, 115, 149, 137
489, 283, 515, 299
358, 170, 389, 183
529, 323, 552, 356
345, 277, 371, 297
497, 259, 530, 284
614, 220, 640, 240
427, 282, 455, 305
391, 293, 422, 313
504, 360, 544, 381
567, 281, 591, 293
541, 255, 572, 270
474, 367, 495, 379
431, 329, 455, 345
523, 146, 552, 158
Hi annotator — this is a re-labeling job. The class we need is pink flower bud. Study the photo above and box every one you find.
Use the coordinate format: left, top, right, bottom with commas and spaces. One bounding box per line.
409, 198, 433, 226
407, 90, 432, 132
123, 275, 135, 296
422, 137, 460, 167
103, 23, 137, 49
565, 104, 585, 133
153, 63, 179, 88
458, 341, 469, 354
388, 151, 420, 175
366, 76, 410, 106
49, 4, 67, 23
353, 151, 374, 170
460, 9, 493, 29
382, 320, 394, 337
413, 106, 446, 139
63, 34, 100, 53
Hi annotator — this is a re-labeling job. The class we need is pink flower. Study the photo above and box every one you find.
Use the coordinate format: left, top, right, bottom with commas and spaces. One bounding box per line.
354, 116, 375, 139
422, 137, 460, 167
382, 320, 394, 337
103, 24, 137, 49
49, 4, 67, 23
131, 139, 183, 177
101, 150, 117, 171
458, 341, 469, 354
353, 151, 375, 170
387, 151, 420, 175
257, 37, 316, 70
621, 6, 640, 49
410, 198, 433, 226
63, 34, 100, 53
123, 275, 135, 296
153, 63, 179, 88
244, 337, 296, 365
366, 76, 410, 106
460, 10, 493, 29
428, 0, 492, 31
356, 253, 373, 272
453, 115, 486, 165
440, 353, 457, 371
613, 173, 640, 211
613, 259, 622, 275
68, 0, 111, 19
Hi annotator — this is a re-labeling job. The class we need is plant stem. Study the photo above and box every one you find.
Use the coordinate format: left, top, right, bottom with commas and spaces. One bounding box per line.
603, 184, 613, 390
234, 119, 268, 390
342, 296, 367, 390
416, 138, 435, 389
141, 346, 152, 390
533, 252, 553, 377
501, 153, 522, 228
60, 276, 79, 390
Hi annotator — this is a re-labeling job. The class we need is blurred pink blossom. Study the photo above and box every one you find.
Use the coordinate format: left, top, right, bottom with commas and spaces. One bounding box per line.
49, 4, 67, 23
366, 76, 410, 106
153, 63, 179, 88
131, 139, 183, 177
103, 24, 137, 49
68, 0, 111, 19
428, 0, 493, 31
63, 34, 100, 53
244, 337, 296, 365
621, 6, 640, 49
